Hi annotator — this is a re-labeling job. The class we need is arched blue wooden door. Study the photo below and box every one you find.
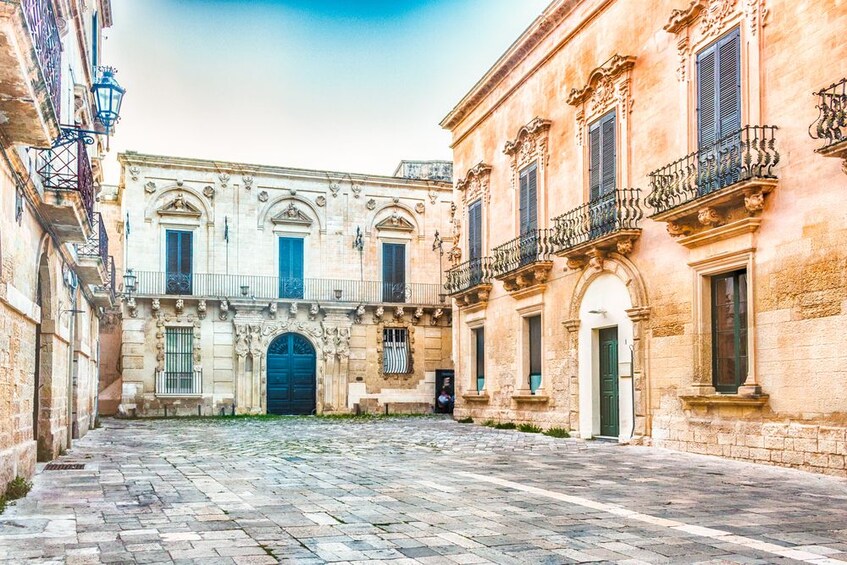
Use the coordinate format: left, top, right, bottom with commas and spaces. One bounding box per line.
266, 333, 316, 415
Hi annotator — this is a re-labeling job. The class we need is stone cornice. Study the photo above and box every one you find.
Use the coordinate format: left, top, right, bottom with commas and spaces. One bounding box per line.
440, 0, 582, 131
566, 54, 636, 106
117, 152, 453, 190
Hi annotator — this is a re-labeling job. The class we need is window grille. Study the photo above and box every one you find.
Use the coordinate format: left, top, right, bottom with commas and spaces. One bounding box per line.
383, 328, 410, 374
157, 327, 199, 395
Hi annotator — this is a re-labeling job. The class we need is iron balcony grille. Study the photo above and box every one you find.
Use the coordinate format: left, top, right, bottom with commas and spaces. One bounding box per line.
21, 0, 62, 121
156, 369, 201, 397
645, 125, 779, 217
809, 78, 847, 151
35, 128, 96, 221
131, 271, 444, 305
93, 256, 116, 299
76, 212, 109, 266
490, 229, 553, 278
552, 189, 643, 252
444, 257, 493, 295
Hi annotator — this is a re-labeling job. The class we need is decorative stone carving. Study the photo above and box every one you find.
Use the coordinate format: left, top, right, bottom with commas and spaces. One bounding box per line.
700, 0, 735, 38
271, 202, 312, 226
315, 195, 326, 207
175, 176, 184, 187
203, 185, 215, 199
329, 182, 340, 198
219, 299, 229, 321
309, 303, 320, 321
375, 210, 415, 232
351, 184, 362, 198
289, 302, 298, 318
157, 193, 202, 218
151, 298, 160, 313
144, 181, 156, 194
414, 202, 425, 214
129, 166, 140, 181
430, 308, 443, 326
697, 206, 723, 226
242, 176, 254, 190
127, 296, 137, 318
456, 162, 492, 206
288, 188, 297, 196
268, 302, 277, 317
744, 191, 765, 214
197, 300, 206, 319
258, 191, 269, 202
322, 326, 351, 360
413, 307, 424, 324
616, 239, 634, 255
393, 306, 404, 321
503, 118, 552, 174
373, 306, 384, 323
667, 221, 693, 237
567, 55, 636, 108
353, 304, 366, 324
366, 198, 376, 210
218, 173, 230, 188
428, 188, 438, 205
175, 299, 184, 314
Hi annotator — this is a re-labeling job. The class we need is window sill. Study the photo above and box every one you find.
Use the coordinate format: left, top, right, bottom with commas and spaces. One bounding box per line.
511, 394, 549, 404
680, 393, 769, 408
461, 393, 490, 403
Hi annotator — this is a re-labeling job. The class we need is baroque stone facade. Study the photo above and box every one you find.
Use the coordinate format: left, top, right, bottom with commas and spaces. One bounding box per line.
443, 0, 847, 476
110, 153, 453, 416
0, 1, 116, 490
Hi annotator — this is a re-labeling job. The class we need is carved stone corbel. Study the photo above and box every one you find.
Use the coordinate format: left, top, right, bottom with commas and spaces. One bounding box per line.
697, 206, 723, 226
744, 191, 765, 214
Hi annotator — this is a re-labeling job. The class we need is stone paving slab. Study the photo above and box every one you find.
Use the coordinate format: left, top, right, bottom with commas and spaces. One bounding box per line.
0, 416, 846, 564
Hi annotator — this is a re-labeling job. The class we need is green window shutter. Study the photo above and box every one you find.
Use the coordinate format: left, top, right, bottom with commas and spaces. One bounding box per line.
697, 43, 718, 148
718, 29, 741, 139
601, 112, 616, 195
589, 123, 601, 199
468, 199, 482, 261
526, 164, 538, 231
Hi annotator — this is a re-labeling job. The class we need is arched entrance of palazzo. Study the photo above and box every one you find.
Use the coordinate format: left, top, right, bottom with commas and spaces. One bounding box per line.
266, 332, 317, 415
34, 251, 56, 460
566, 256, 650, 441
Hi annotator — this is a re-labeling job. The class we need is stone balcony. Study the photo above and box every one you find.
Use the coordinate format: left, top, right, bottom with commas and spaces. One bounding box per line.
490, 229, 554, 298
444, 257, 493, 309
553, 188, 643, 269
645, 125, 779, 248
91, 256, 116, 308
809, 77, 847, 172
74, 212, 109, 286
33, 128, 96, 243
0, 0, 61, 147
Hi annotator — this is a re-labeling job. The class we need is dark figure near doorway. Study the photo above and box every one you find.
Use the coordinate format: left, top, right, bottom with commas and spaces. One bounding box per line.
436, 388, 454, 414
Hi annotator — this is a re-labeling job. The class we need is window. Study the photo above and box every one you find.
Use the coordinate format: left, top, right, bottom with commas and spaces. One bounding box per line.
161, 327, 196, 395
589, 111, 616, 200
279, 237, 304, 299
518, 163, 538, 234
697, 28, 741, 150
382, 243, 406, 303
711, 270, 748, 393
468, 200, 483, 285
473, 327, 485, 392
165, 230, 193, 295
91, 12, 99, 70
528, 316, 542, 393
383, 328, 410, 374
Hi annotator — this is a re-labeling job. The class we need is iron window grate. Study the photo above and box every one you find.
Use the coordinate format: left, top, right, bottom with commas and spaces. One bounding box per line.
44, 463, 85, 471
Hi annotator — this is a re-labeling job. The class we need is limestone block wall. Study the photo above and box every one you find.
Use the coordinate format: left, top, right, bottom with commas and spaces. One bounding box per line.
446, 0, 847, 474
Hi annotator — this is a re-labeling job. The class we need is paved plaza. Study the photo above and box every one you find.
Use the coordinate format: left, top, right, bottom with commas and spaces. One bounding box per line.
1, 417, 847, 564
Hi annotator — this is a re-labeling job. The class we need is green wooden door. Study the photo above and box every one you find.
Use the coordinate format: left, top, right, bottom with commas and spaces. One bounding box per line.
599, 327, 619, 437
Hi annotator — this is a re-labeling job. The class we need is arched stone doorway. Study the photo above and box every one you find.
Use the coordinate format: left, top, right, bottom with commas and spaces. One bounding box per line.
34, 251, 55, 461
266, 333, 316, 415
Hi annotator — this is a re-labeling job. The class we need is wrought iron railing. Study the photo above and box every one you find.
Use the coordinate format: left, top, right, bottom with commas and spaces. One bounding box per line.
36, 128, 96, 221
491, 229, 554, 278
809, 78, 847, 151
76, 212, 108, 266
93, 256, 115, 300
445, 257, 493, 295
156, 369, 202, 397
21, 0, 62, 120
131, 271, 445, 305
552, 189, 643, 252
645, 125, 779, 216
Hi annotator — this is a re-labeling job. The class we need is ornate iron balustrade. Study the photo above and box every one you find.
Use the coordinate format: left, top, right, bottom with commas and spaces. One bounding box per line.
93, 256, 115, 300
131, 271, 445, 305
645, 125, 779, 216
36, 128, 96, 220
491, 229, 554, 278
552, 189, 642, 252
156, 369, 202, 397
21, 0, 61, 120
809, 78, 847, 151
445, 257, 493, 295
76, 212, 108, 265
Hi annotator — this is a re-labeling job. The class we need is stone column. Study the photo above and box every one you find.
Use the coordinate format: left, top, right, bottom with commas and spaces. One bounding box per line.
563, 319, 580, 432
626, 307, 651, 438
321, 307, 353, 413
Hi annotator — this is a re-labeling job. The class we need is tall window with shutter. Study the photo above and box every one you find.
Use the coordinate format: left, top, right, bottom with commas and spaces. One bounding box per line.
468, 199, 482, 284
588, 111, 616, 236
278, 237, 304, 299
165, 230, 193, 295
697, 28, 741, 193
518, 163, 538, 266
382, 243, 406, 303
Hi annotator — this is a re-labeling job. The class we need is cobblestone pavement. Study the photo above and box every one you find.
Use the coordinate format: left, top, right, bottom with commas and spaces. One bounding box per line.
2, 417, 847, 564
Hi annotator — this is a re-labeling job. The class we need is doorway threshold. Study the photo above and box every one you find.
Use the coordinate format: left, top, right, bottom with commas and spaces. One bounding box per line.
592, 436, 619, 442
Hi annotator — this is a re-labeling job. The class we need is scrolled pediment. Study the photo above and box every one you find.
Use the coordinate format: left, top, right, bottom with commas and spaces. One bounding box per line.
664, 0, 706, 33
456, 162, 492, 205
566, 55, 636, 107
271, 202, 313, 227
157, 193, 202, 218
503, 118, 552, 156
375, 210, 415, 232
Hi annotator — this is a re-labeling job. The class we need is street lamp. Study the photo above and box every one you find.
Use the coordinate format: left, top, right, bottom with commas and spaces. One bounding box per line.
123, 269, 137, 296
91, 67, 126, 131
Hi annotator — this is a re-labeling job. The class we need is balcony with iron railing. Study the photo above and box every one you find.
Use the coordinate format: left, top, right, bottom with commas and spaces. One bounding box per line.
33, 127, 96, 243
91, 256, 116, 308
74, 212, 109, 286
553, 189, 643, 269
645, 125, 779, 247
809, 78, 847, 164
444, 257, 493, 308
0, 0, 62, 146
490, 229, 554, 296
130, 271, 446, 306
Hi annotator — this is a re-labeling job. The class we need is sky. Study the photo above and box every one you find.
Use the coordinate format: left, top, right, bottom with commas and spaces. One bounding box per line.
102, 0, 551, 180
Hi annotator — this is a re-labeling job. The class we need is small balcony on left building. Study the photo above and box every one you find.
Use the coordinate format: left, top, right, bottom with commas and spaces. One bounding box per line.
74, 212, 109, 286
91, 255, 116, 308
33, 127, 96, 243
0, 0, 62, 146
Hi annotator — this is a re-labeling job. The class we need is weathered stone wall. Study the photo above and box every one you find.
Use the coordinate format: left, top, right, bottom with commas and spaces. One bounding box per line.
447, 0, 847, 475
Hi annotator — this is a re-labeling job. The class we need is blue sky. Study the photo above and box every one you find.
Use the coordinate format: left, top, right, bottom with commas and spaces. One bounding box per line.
103, 0, 550, 178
